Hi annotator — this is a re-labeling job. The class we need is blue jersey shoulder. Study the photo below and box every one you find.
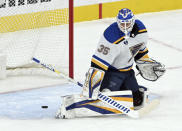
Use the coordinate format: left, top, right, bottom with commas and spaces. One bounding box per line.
130, 19, 147, 37
103, 22, 125, 44
135, 19, 147, 31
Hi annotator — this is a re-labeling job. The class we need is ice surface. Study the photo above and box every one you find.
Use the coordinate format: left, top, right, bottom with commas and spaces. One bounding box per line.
0, 84, 81, 119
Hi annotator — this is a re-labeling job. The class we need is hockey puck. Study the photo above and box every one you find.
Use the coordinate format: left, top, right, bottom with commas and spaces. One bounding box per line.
41, 106, 48, 109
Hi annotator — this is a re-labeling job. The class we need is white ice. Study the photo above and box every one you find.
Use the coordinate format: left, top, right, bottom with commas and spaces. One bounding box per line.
0, 9, 182, 131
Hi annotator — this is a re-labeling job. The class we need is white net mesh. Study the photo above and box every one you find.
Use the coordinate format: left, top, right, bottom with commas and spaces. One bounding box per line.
0, 0, 70, 78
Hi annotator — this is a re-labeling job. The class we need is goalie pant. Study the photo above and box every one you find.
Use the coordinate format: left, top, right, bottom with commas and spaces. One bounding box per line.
55, 90, 148, 119
97, 69, 148, 107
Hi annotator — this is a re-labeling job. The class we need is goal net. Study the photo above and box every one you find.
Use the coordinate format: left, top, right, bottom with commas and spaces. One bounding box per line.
0, 0, 73, 81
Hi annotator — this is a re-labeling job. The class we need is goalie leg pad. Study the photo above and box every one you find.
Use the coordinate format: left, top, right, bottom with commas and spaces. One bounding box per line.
56, 90, 134, 119
82, 67, 105, 100
55, 95, 76, 119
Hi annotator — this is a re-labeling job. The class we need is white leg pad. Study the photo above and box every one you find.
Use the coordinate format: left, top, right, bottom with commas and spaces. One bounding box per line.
82, 67, 105, 100
56, 90, 134, 119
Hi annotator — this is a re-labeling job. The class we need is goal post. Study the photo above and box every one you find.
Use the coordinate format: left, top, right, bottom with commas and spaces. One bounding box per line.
0, 0, 74, 79
69, 0, 74, 79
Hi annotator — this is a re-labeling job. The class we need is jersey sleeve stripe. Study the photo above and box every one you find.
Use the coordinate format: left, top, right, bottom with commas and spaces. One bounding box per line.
134, 49, 149, 61
91, 58, 108, 70
138, 29, 147, 33
91, 55, 110, 70
113, 36, 125, 44
139, 47, 148, 53
92, 55, 110, 66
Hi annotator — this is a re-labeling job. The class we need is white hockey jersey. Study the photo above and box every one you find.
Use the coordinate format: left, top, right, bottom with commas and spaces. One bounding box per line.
91, 19, 148, 71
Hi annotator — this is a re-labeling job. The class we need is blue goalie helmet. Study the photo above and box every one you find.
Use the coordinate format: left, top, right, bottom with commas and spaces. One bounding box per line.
117, 8, 135, 35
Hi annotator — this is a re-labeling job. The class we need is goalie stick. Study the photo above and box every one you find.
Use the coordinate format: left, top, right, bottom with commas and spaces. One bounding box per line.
32, 57, 159, 118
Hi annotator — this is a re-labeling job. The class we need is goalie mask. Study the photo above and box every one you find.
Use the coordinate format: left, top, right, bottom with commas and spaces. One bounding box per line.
117, 8, 135, 37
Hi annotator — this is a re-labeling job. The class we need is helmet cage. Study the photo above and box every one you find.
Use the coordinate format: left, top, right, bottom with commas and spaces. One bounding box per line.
117, 9, 135, 35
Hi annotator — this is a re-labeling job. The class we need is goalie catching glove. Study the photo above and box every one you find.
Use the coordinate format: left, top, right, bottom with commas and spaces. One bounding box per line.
136, 58, 166, 81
